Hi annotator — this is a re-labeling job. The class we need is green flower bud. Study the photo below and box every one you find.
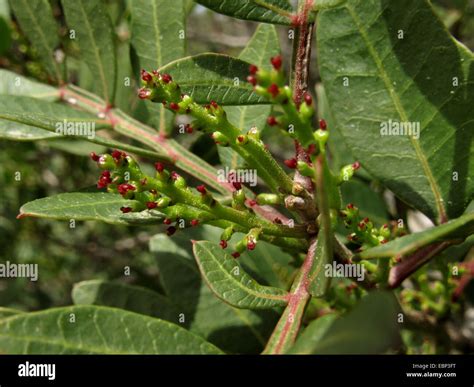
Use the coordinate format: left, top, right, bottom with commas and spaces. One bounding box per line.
256, 193, 281, 205
98, 154, 115, 170
296, 161, 315, 177
220, 226, 235, 242
157, 196, 171, 209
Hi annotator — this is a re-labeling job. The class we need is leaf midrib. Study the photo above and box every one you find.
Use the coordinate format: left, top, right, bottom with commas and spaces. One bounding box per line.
19, 0, 62, 82
75, 0, 110, 103
345, 4, 447, 223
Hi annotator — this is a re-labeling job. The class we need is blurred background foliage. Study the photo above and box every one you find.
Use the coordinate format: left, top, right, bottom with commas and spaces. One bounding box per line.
0, 0, 473, 353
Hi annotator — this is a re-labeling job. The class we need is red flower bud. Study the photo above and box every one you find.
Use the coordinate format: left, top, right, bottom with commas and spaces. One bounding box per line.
90, 152, 100, 162
267, 84, 279, 98
231, 252, 240, 258
363, 217, 369, 223
303, 92, 313, 106
117, 183, 136, 196
237, 135, 245, 143
232, 182, 242, 190
220, 240, 228, 249
146, 202, 157, 209
154, 162, 165, 172
319, 119, 327, 130
196, 185, 207, 194
247, 75, 257, 86
111, 150, 122, 160
248, 199, 257, 207
170, 171, 180, 181
284, 158, 297, 169
247, 241, 256, 251
138, 87, 151, 99
190, 219, 199, 227
166, 226, 177, 236
185, 124, 193, 134
267, 116, 278, 126
169, 102, 180, 111
352, 161, 361, 170
120, 207, 132, 213
270, 55, 282, 70
210, 100, 218, 109
141, 69, 152, 83
163, 218, 172, 225
249, 64, 258, 75
161, 73, 172, 83
347, 203, 354, 210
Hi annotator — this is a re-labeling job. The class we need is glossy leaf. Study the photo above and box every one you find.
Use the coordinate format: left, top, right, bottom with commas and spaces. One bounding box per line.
193, 241, 289, 309
0, 305, 223, 354
359, 211, 474, 260
0, 69, 59, 101
195, 0, 294, 25
9, 0, 64, 82
150, 228, 279, 354
72, 280, 180, 323
301, 291, 401, 354
61, 0, 116, 103
18, 193, 164, 225
219, 24, 277, 167
0, 96, 111, 131
159, 53, 267, 105
317, 0, 474, 222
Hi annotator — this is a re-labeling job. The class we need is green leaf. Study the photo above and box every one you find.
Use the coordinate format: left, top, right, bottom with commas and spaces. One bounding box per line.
130, 0, 185, 71
195, 0, 294, 25
61, 0, 116, 103
149, 228, 279, 354
193, 241, 289, 309
288, 314, 337, 354
43, 138, 106, 156
0, 307, 24, 320
0, 122, 59, 141
0, 70, 59, 101
159, 53, 268, 105
301, 291, 401, 354
0, 305, 223, 354
130, 0, 186, 135
314, 0, 346, 10
359, 211, 474, 260
316, 83, 355, 171
18, 192, 164, 225
219, 24, 278, 167
0, 96, 111, 131
317, 0, 474, 222
72, 280, 180, 322
0, 17, 11, 56
239, 240, 295, 289
9, 0, 64, 82
308, 223, 333, 297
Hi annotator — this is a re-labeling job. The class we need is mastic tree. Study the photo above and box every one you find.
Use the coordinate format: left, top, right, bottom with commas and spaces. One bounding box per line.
0, 0, 473, 354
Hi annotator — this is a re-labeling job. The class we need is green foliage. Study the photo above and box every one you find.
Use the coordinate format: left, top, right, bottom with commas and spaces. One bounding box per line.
0, 0, 472, 355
